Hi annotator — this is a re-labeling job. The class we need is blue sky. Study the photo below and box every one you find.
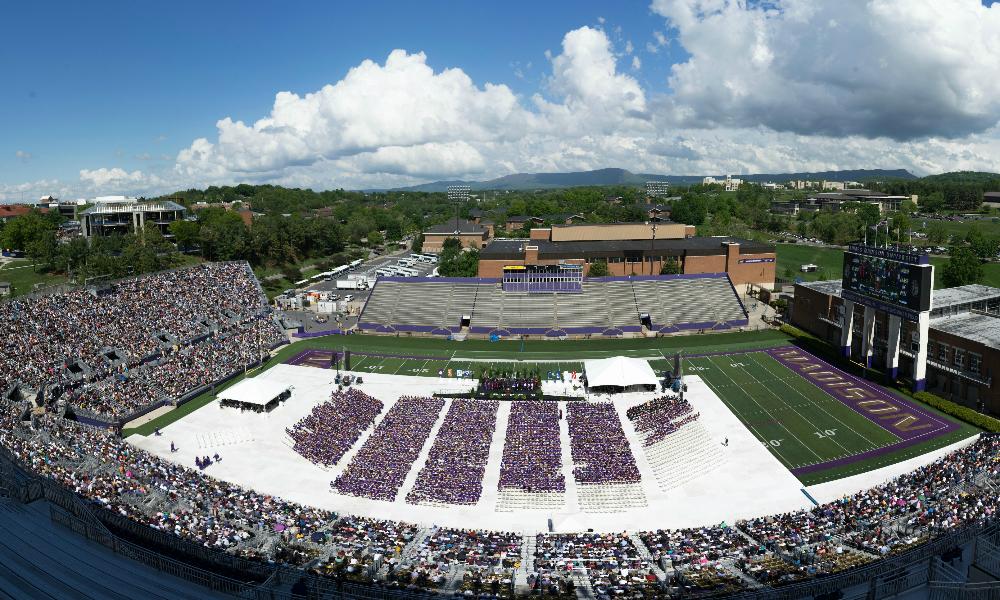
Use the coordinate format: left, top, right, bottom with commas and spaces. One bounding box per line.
2, 1, 999, 199
1, 1, 681, 189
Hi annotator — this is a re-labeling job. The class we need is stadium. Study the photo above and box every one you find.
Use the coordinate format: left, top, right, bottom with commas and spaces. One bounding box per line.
1, 251, 1000, 600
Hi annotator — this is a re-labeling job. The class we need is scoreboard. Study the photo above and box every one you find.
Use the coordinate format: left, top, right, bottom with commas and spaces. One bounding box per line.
841, 244, 932, 319
502, 263, 583, 293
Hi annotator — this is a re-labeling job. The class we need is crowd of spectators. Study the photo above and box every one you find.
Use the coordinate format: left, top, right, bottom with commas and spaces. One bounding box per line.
141, 317, 285, 401
0, 262, 284, 422
639, 525, 753, 568
0, 262, 268, 392
332, 396, 445, 501
497, 401, 565, 494
287, 389, 384, 467
68, 372, 164, 420
738, 435, 1000, 558
1, 391, 1000, 596
534, 532, 657, 597
406, 400, 499, 506
566, 402, 641, 485
3, 263, 1000, 597
626, 394, 699, 446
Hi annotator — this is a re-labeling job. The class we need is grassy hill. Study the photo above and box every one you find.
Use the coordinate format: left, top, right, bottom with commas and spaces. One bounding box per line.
776, 243, 1000, 288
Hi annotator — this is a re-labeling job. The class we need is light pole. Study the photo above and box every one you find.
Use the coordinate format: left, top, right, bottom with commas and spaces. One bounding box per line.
649, 222, 657, 276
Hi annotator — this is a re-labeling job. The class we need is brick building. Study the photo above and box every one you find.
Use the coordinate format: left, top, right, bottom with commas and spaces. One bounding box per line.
421, 219, 490, 253
792, 280, 1000, 416
477, 222, 775, 291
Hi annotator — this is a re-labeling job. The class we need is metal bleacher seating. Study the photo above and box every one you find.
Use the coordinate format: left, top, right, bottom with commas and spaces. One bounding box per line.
443, 283, 479, 327
604, 280, 641, 330
633, 277, 746, 329
361, 274, 747, 335
553, 283, 610, 330
389, 282, 450, 330
502, 293, 559, 330
360, 280, 401, 325
470, 284, 504, 331
0, 498, 230, 600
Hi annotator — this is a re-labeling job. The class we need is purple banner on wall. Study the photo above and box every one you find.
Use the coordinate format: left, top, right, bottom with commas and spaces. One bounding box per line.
764, 346, 959, 476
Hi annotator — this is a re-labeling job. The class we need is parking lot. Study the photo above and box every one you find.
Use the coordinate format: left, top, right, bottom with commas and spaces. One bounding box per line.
274, 250, 439, 328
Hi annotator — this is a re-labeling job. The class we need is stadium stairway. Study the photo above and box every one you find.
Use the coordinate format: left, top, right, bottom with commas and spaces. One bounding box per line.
573, 568, 595, 600
0, 498, 230, 600
627, 533, 667, 581
514, 532, 535, 595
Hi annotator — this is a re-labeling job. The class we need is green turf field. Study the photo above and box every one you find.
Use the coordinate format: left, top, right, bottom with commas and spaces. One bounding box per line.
690, 351, 898, 467
681, 350, 976, 485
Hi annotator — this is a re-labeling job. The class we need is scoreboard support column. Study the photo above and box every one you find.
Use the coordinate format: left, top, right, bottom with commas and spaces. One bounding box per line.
912, 311, 930, 392
840, 300, 855, 358
885, 314, 902, 380
860, 305, 876, 370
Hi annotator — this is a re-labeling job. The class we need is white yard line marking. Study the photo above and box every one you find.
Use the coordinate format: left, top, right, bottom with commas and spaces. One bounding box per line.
705, 355, 825, 464
747, 352, 883, 449
693, 357, 796, 469
735, 354, 854, 458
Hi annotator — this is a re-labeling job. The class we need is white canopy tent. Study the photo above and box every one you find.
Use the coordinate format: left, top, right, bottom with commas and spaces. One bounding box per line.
582, 356, 659, 391
218, 378, 292, 411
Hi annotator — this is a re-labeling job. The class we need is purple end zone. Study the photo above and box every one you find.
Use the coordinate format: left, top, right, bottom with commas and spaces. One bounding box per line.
764, 346, 959, 476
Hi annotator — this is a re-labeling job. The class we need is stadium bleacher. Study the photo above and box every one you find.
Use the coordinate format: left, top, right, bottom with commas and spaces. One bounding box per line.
359, 274, 748, 336
6, 260, 1000, 599
0, 262, 285, 425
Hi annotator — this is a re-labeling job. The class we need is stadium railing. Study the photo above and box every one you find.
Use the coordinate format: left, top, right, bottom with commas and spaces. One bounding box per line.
0, 447, 453, 600
3, 428, 999, 599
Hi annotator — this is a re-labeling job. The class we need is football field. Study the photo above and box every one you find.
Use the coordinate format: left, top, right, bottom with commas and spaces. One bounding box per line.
687, 351, 899, 469
672, 348, 969, 485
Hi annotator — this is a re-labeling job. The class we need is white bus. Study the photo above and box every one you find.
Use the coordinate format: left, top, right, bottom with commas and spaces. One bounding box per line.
395, 267, 418, 277
374, 268, 394, 277
330, 265, 349, 278
348, 259, 363, 270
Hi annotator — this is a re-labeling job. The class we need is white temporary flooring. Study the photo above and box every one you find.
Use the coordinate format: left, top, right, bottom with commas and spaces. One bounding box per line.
130, 364, 975, 534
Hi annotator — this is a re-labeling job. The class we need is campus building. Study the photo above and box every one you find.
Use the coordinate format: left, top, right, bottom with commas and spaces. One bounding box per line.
80, 196, 187, 239
421, 219, 491, 253
477, 222, 775, 291
792, 280, 1000, 416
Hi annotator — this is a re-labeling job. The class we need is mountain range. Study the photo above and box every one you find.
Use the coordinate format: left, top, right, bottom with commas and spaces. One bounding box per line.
383, 167, 918, 192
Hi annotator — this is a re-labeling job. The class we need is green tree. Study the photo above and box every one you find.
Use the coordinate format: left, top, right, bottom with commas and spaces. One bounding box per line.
587, 260, 609, 277
384, 220, 403, 241
965, 225, 999, 259
659, 257, 681, 275
169, 220, 201, 251
669, 196, 708, 226
857, 204, 881, 227
942, 246, 984, 287
0, 210, 58, 252
926, 221, 948, 244
438, 247, 478, 277
367, 230, 385, 247
411, 233, 424, 253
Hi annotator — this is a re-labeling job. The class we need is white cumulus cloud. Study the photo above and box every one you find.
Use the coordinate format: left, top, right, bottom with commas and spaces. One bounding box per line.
5, 10, 1000, 199
651, 0, 1000, 140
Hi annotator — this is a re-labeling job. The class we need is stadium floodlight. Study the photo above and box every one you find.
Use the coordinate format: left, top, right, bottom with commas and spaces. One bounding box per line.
645, 181, 670, 199
447, 185, 470, 233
